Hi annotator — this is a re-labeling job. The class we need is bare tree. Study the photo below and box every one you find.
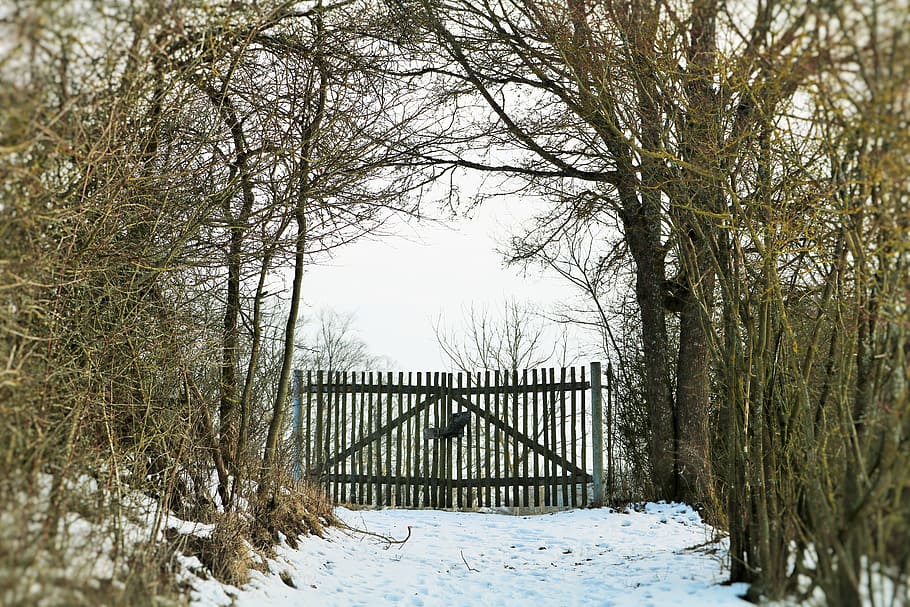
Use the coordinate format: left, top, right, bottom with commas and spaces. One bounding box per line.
296, 308, 392, 372
434, 300, 562, 373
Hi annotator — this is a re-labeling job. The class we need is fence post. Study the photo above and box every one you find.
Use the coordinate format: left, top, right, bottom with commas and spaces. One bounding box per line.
292, 369, 303, 482
590, 361, 604, 507
606, 361, 614, 501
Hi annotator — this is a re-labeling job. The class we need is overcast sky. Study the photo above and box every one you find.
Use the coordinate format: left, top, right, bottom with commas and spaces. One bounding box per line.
298, 196, 591, 370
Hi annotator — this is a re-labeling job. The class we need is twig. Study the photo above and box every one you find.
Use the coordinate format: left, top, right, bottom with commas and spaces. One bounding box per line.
337, 521, 412, 550
461, 550, 478, 572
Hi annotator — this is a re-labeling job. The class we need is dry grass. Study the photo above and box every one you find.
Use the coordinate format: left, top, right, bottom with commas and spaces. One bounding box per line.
252, 480, 337, 550
167, 512, 257, 588
163, 479, 336, 588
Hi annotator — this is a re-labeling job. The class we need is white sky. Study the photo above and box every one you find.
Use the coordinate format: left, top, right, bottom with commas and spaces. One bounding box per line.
299, 197, 588, 370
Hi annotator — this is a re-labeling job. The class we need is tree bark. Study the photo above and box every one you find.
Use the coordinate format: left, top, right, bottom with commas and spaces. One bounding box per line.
623, 207, 676, 499
675, 261, 715, 506
220, 225, 241, 467
673, 0, 721, 507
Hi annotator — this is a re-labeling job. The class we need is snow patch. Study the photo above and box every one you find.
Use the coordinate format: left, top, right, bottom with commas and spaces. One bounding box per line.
189, 503, 750, 607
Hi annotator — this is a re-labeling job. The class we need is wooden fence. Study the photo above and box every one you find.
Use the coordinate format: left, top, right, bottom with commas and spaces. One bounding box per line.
291, 363, 604, 509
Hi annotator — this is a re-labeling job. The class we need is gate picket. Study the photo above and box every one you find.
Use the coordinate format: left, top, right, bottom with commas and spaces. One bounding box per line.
560, 367, 569, 506
511, 370, 520, 507
457, 372, 465, 509
385, 371, 393, 507
548, 367, 559, 506
531, 368, 540, 507
444, 373, 453, 508
421, 372, 431, 506
493, 370, 502, 507
396, 371, 404, 506
483, 370, 492, 507
521, 369, 530, 507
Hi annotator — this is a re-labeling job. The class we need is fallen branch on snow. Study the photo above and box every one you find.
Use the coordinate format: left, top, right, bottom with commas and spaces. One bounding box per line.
461, 550, 478, 572
337, 521, 412, 550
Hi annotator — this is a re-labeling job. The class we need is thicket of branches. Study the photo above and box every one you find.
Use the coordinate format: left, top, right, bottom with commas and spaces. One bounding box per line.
0, 1, 428, 602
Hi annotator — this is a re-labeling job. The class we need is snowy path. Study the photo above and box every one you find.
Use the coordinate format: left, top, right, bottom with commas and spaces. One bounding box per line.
190, 503, 749, 607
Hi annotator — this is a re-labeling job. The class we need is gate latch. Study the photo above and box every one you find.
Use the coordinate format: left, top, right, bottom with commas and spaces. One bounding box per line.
424, 411, 471, 440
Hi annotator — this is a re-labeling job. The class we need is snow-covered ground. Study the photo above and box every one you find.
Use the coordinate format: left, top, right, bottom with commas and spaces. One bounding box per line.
190, 503, 750, 607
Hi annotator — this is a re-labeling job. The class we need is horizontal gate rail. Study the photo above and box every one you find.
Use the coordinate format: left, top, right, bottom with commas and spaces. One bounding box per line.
302, 381, 589, 396
324, 474, 592, 488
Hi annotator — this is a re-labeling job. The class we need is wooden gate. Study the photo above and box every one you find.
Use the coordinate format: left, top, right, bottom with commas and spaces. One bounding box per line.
292, 363, 603, 509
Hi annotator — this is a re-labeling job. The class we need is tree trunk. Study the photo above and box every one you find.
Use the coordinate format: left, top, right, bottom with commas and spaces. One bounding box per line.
672, 0, 721, 509
210, 87, 257, 480
624, 210, 675, 499
675, 264, 715, 507
220, 227, 241, 468
259, 4, 328, 499
259, 217, 305, 499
